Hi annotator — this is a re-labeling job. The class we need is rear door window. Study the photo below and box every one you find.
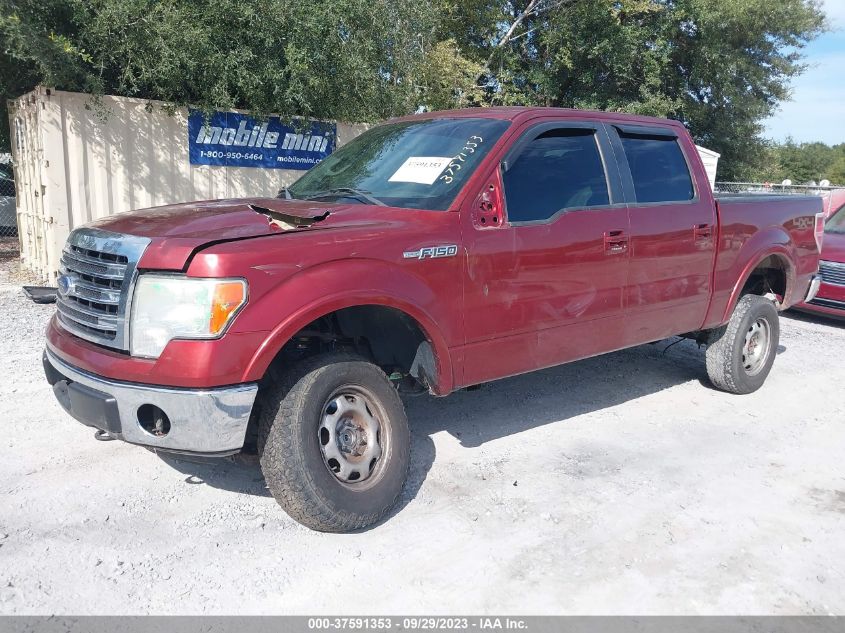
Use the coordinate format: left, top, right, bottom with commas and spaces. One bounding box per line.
503, 129, 610, 223
618, 133, 694, 203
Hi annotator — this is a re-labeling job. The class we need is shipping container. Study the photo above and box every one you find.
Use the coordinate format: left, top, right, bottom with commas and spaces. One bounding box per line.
695, 145, 721, 190
8, 87, 368, 280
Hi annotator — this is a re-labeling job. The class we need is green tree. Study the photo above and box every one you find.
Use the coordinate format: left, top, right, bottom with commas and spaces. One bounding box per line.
0, 47, 40, 152
751, 139, 845, 185
0, 0, 474, 149
0, 0, 830, 180
438, 0, 826, 180
829, 147, 845, 186
780, 140, 837, 183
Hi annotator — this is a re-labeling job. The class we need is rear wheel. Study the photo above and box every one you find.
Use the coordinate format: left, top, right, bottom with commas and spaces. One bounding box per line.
705, 294, 780, 394
257, 352, 410, 532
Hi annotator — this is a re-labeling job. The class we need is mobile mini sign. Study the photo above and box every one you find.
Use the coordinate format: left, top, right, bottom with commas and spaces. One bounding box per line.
188, 110, 336, 170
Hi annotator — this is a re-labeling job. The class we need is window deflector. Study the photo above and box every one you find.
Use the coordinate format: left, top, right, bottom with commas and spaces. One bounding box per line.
612, 123, 678, 139
501, 121, 599, 172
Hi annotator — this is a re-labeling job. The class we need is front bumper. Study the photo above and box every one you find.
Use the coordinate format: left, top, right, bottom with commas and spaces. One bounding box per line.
794, 274, 845, 319
44, 349, 258, 456
804, 274, 822, 304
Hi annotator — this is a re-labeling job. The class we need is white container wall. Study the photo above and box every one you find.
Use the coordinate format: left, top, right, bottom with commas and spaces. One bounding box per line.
695, 145, 721, 191
8, 87, 368, 280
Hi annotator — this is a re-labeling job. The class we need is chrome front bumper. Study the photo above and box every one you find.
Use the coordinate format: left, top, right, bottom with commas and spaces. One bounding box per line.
805, 274, 823, 304
44, 349, 258, 455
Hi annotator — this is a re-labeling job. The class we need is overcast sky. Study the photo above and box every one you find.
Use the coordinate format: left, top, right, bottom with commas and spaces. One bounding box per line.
763, 0, 845, 144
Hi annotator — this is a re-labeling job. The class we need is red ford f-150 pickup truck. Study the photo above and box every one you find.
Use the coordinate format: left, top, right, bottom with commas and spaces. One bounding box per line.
44, 107, 824, 531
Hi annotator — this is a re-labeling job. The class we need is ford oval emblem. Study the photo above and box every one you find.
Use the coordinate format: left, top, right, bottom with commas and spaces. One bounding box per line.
57, 274, 76, 297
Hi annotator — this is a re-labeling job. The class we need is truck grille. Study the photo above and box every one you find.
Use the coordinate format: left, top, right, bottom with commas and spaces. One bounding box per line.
819, 260, 845, 287
56, 228, 150, 350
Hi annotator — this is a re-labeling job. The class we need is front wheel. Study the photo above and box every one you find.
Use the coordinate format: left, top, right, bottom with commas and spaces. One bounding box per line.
257, 352, 410, 532
705, 294, 780, 394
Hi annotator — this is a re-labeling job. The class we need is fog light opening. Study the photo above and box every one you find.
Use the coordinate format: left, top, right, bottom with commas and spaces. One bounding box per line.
137, 404, 171, 437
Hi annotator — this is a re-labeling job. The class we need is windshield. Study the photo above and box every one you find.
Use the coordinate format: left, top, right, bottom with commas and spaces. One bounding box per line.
288, 117, 510, 210
827, 204, 845, 234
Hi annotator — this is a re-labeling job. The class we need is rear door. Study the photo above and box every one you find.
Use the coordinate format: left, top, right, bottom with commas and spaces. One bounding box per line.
459, 119, 631, 387
607, 123, 717, 341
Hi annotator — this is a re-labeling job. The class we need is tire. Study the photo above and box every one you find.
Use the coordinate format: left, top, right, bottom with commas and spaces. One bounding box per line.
705, 294, 780, 394
257, 352, 410, 532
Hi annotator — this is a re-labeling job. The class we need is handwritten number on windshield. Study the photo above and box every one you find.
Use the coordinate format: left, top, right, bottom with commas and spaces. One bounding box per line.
439, 136, 484, 184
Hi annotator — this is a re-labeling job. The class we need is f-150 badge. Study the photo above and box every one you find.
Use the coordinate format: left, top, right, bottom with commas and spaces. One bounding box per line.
403, 245, 459, 260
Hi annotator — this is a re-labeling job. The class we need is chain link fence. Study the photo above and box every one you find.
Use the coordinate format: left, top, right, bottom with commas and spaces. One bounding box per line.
715, 181, 844, 195
0, 156, 19, 261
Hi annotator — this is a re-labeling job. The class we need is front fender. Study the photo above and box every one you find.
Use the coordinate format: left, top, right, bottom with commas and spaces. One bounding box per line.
235, 259, 457, 395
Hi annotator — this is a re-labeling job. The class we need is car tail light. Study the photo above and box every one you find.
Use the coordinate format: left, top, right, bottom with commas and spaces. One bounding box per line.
815, 212, 825, 252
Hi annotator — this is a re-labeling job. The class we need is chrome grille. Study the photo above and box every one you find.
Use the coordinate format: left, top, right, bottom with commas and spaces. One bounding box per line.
819, 260, 845, 287
56, 228, 150, 350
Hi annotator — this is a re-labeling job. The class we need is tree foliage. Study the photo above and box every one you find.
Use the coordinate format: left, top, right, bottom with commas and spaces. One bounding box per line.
0, 0, 829, 179
437, 0, 826, 179
749, 140, 845, 185
1, 0, 442, 117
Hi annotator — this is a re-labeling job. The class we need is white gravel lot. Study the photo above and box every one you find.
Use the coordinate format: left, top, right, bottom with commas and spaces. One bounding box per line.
0, 258, 843, 615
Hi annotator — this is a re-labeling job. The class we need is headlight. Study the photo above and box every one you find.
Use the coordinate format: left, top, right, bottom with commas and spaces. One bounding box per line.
130, 275, 247, 358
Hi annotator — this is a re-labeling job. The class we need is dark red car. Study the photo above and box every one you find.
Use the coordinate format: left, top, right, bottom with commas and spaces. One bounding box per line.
796, 200, 845, 318
822, 188, 845, 220
43, 107, 823, 531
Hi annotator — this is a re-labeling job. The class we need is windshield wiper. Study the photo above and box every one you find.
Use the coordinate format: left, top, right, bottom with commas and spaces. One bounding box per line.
304, 188, 387, 207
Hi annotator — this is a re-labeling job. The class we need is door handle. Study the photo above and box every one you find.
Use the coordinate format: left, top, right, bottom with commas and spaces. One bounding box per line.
694, 223, 712, 240
604, 230, 629, 254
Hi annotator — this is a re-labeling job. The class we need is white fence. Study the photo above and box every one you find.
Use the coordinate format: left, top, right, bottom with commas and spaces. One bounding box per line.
8, 87, 367, 281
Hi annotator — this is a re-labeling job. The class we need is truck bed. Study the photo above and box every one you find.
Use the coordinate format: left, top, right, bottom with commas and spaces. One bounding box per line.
704, 194, 823, 327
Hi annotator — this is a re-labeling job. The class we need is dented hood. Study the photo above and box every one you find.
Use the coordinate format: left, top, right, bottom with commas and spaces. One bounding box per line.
88, 198, 342, 240
86, 197, 371, 270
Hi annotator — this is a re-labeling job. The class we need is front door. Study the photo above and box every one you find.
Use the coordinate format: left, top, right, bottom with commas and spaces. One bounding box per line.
459, 120, 631, 387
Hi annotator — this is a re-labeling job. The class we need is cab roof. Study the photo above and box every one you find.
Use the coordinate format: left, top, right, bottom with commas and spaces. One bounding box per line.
389, 106, 686, 130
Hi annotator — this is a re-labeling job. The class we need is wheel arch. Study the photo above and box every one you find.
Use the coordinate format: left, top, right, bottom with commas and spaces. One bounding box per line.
240, 261, 456, 395
722, 247, 795, 322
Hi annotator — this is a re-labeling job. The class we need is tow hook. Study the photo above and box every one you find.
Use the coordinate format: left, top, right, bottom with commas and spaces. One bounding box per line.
94, 429, 116, 442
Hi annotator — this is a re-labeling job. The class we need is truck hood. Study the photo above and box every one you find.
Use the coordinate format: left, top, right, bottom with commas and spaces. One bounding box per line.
821, 231, 845, 263
88, 197, 352, 240
86, 197, 382, 270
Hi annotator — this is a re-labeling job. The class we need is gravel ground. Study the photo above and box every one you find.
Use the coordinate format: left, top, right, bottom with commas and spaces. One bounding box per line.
1, 257, 843, 615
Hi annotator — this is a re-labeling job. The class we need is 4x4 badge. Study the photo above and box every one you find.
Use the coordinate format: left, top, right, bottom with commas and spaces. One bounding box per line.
403, 245, 459, 260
